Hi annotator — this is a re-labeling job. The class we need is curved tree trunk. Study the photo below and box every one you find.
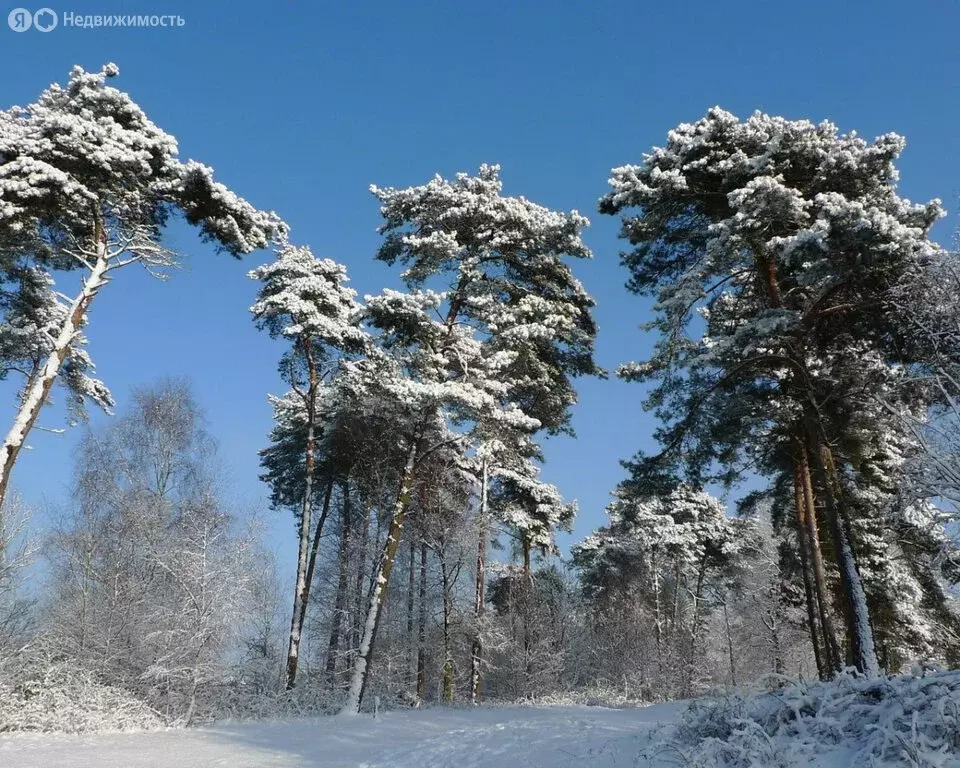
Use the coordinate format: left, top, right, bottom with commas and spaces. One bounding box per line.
0, 238, 110, 513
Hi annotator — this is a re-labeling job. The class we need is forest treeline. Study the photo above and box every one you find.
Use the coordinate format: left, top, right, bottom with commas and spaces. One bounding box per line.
0, 65, 958, 728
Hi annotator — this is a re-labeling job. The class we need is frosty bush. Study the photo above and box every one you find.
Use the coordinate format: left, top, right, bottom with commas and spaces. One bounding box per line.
0, 648, 163, 733
200, 678, 343, 723
655, 668, 960, 767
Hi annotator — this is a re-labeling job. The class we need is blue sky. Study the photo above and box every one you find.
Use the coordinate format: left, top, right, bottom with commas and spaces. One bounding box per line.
2, 1, 959, 584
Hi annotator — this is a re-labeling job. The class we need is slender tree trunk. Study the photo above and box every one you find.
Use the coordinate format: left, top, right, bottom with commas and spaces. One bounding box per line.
298, 480, 334, 639
798, 441, 843, 674
470, 458, 488, 704
339, 438, 419, 714
407, 536, 416, 688
417, 540, 428, 702
522, 535, 532, 583
440, 543, 453, 703
770, 610, 785, 676
808, 432, 880, 677
0, 237, 110, 512
793, 457, 826, 679
671, 560, 682, 630
683, 560, 707, 697
285, 338, 319, 690
349, 499, 371, 675
651, 548, 663, 667
326, 481, 352, 681
521, 535, 533, 688
723, 601, 737, 687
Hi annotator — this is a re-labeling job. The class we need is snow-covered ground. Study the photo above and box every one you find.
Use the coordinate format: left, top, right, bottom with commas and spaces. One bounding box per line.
0, 704, 685, 768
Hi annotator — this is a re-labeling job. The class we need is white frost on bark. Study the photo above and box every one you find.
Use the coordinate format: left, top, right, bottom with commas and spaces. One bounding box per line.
0, 242, 110, 509
339, 444, 418, 715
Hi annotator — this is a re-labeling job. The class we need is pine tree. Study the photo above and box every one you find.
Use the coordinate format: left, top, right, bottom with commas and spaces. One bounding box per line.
368, 164, 599, 704
0, 64, 285, 512
338, 287, 535, 713
250, 243, 366, 688
599, 108, 946, 676
574, 485, 745, 697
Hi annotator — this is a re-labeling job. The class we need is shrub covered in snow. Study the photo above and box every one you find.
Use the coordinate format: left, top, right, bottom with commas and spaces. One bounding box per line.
649, 668, 960, 767
0, 650, 163, 733
202, 678, 342, 723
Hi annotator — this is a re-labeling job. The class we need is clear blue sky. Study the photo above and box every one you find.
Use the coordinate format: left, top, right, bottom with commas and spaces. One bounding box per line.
2, 1, 959, 584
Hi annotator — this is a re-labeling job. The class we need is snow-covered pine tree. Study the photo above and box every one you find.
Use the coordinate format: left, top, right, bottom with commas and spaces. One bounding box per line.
600, 109, 946, 677
0, 63, 285, 512
574, 484, 745, 698
338, 287, 537, 713
250, 244, 366, 688
369, 164, 600, 702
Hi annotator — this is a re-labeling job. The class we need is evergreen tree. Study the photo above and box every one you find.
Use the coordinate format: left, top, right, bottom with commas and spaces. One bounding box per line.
0, 63, 284, 512
250, 243, 366, 688
599, 108, 946, 676
368, 164, 599, 703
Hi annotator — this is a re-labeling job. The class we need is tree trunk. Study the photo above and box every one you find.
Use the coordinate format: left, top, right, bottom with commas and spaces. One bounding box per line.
683, 559, 707, 698
793, 457, 826, 680
349, 499, 371, 675
798, 441, 843, 674
440, 542, 453, 703
285, 338, 320, 690
722, 601, 737, 687
326, 480, 352, 681
470, 458, 488, 704
770, 610, 785, 676
651, 548, 663, 665
809, 434, 880, 677
407, 536, 416, 688
0, 238, 110, 512
339, 439, 419, 714
521, 535, 533, 689
418, 540, 428, 702
298, 479, 334, 640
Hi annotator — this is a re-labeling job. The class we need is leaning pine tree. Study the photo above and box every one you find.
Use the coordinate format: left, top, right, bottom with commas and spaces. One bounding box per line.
0, 63, 284, 511
599, 108, 946, 677
250, 243, 367, 688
